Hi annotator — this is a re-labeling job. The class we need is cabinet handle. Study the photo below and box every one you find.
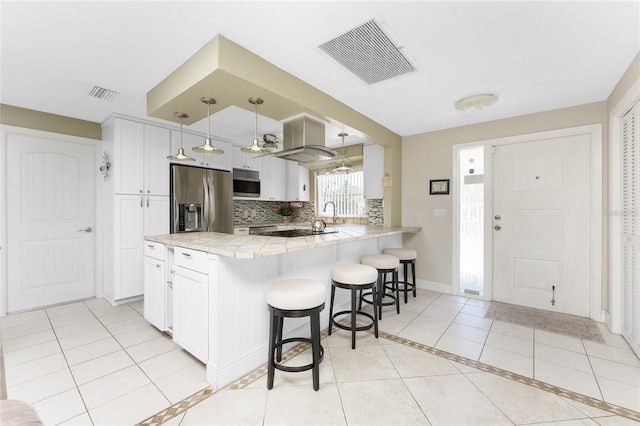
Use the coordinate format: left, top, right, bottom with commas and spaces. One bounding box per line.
156, 264, 161, 268
140, 197, 143, 207
147, 198, 149, 208
182, 253, 192, 258
147, 244, 154, 248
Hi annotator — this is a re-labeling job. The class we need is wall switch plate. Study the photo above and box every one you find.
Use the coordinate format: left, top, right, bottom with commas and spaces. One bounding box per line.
433, 209, 446, 218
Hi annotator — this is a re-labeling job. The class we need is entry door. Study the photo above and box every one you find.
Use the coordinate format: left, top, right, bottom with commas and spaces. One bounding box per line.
492, 134, 591, 317
7, 131, 96, 312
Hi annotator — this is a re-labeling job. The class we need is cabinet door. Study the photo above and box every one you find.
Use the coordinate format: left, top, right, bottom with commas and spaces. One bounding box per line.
144, 256, 166, 331
232, 145, 261, 171
114, 194, 145, 299
145, 195, 170, 236
286, 162, 309, 201
114, 119, 145, 195
173, 266, 208, 362
363, 144, 384, 199
145, 125, 171, 196
270, 157, 287, 201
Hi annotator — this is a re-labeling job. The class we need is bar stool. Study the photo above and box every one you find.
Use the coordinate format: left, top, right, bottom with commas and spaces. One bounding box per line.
360, 254, 400, 319
328, 263, 379, 349
265, 279, 326, 391
383, 248, 417, 303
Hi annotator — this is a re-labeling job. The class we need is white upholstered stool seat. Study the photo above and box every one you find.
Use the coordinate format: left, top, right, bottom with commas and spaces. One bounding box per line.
383, 248, 417, 261
266, 279, 326, 391
265, 279, 326, 311
331, 264, 378, 286
360, 254, 400, 269
328, 263, 379, 349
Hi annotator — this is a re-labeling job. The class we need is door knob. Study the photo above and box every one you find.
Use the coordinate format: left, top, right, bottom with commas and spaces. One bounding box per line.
494, 225, 501, 231
79, 227, 93, 233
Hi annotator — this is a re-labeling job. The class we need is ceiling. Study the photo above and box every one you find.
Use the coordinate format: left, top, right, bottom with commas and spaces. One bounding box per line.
1, 1, 638, 148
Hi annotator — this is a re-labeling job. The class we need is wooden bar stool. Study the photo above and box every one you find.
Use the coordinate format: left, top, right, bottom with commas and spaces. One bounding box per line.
383, 248, 417, 303
359, 254, 400, 319
265, 279, 326, 391
328, 263, 379, 349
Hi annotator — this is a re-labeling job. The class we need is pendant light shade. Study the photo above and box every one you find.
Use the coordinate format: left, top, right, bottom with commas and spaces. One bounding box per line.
332, 132, 353, 174
167, 112, 196, 162
193, 97, 224, 154
241, 97, 269, 154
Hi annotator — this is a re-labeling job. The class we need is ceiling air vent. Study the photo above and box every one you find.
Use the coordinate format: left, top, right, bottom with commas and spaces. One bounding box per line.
88, 85, 119, 101
319, 19, 416, 85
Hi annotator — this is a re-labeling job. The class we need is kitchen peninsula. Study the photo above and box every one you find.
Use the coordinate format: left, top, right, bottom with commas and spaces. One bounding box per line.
143, 224, 420, 390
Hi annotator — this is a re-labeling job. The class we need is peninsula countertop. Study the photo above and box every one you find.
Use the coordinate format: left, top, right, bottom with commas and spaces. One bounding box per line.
145, 224, 421, 259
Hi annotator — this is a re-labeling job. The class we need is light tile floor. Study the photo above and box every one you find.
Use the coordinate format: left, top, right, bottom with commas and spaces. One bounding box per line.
1, 290, 639, 425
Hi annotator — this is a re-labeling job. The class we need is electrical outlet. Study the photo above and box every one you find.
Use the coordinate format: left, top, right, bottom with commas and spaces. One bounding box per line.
433, 209, 446, 218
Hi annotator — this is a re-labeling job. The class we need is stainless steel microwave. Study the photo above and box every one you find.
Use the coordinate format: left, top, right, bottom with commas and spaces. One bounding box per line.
232, 168, 260, 198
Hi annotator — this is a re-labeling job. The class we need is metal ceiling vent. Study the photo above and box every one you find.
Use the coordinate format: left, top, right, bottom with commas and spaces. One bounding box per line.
319, 19, 416, 85
88, 85, 119, 101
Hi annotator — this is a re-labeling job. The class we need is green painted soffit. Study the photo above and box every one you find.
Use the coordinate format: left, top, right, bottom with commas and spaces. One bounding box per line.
146, 34, 401, 147
1, 104, 101, 140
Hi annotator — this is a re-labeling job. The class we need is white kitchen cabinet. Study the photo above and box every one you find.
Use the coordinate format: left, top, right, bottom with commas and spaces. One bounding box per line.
363, 143, 384, 199
260, 156, 286, 201
108, 118, 171, 196
173, 247, 209, 363
286, 162, 309, 201
232, 144, 262, 171
171, 130, 232, 171
144, 251, 166, 331
109, 194, 169, 302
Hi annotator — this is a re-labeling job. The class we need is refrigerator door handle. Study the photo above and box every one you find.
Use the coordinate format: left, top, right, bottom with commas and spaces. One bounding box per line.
203, 175, 210, 232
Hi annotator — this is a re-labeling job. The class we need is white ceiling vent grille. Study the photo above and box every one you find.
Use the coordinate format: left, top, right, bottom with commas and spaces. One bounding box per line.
88, 85, 119, 101
319, 19, 416, 85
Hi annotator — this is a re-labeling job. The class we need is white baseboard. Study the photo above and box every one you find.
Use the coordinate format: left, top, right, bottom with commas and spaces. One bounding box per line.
416, 279, 452, 294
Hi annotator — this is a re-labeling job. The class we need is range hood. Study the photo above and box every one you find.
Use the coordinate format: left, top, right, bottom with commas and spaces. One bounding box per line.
269, 116, 340, 163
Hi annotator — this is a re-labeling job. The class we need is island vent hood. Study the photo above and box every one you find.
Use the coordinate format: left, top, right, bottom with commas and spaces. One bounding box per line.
270, 115, 339, 163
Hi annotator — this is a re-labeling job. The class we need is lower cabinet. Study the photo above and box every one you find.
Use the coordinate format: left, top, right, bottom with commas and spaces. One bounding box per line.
173, 248, 209, 363
143, 255, 166, 331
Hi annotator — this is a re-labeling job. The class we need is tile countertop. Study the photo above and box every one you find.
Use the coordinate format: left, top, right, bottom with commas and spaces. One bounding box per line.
146, 224, 421, 259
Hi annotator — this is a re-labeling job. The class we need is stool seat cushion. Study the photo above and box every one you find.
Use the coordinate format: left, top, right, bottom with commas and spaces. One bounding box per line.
361, 254, 400, 269
331, 264, 378, 285
266, 279, 326, 311
383, 248, 417, 261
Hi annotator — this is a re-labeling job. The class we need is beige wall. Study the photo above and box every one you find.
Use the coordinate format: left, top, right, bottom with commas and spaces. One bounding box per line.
401, 102, 607, 293
0, 104, 101, 140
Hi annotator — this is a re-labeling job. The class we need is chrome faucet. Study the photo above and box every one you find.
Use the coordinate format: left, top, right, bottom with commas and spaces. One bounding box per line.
323, 201, 337, 224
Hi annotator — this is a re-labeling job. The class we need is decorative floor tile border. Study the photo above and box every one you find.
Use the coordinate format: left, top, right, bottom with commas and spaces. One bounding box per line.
138, 326, 640, 425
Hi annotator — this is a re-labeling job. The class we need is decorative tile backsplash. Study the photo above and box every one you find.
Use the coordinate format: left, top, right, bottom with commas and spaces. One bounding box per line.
233, 199, 383, 225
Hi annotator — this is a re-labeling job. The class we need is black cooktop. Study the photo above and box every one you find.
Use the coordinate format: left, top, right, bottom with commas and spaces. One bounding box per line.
256, 229, 338, 237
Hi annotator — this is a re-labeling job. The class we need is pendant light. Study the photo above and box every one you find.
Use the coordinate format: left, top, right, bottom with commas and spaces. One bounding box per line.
241, 97, 269, 154
193, 97, 224, 154
167, 112, 195, 161
332, 132, 353, 174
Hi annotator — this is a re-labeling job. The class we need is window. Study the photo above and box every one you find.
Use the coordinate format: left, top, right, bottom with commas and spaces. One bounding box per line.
316, 171, 365, 217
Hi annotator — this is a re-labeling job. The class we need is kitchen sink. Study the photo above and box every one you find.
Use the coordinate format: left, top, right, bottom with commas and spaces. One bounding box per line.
255, 229, 338, 237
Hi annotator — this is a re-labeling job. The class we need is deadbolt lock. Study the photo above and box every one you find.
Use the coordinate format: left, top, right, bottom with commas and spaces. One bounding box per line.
494, 215, 501, 220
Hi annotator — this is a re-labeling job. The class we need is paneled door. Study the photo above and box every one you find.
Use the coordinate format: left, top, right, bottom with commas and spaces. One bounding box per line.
7, 131, 96, 312
492, 134, 592, 317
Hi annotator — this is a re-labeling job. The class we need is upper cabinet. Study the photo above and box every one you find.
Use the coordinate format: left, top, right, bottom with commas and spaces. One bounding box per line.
107, 118, 171, 196
260, 156, 287, 201
286, 162, 310, 202
170, 130, 232, 171
232, 144, 262, 171
363, 143, 384, 199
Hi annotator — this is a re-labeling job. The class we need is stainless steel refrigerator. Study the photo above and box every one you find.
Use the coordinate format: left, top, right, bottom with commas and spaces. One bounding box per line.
170, 164, 233, 234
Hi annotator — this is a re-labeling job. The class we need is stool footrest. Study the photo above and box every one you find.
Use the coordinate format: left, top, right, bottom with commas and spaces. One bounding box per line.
272, 337, 324, 373
331, 310, 376, 332
360, 290, 396, 307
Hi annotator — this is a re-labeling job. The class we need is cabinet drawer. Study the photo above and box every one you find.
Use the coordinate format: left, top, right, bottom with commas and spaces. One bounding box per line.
144, 241, 166, 261
174, 247, 208, 273
234, 227, 249, 235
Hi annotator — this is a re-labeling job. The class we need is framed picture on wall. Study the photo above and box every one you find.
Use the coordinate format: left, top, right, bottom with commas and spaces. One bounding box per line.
430, 179, 450, 195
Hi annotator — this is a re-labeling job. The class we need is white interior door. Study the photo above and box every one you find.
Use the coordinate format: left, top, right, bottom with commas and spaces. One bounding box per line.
7, 132, 96, 312
492, 134, 592, 317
